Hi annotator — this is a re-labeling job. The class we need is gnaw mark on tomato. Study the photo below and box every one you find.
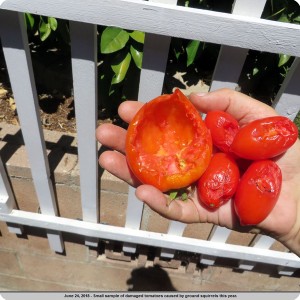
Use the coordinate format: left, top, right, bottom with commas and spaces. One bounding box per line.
252, 119, 295, 144
254, 178, 275, 193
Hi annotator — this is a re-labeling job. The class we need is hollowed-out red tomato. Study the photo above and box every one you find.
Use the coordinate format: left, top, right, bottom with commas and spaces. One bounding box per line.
234, 160, 282, 225
205, 110, 239, 153
197, 152, 240, 209
125, 89, 212, 192
230, 116, 298, 160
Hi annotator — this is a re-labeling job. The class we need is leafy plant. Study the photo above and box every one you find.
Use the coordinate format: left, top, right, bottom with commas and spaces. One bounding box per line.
25, 13, 58, 41
97, 27, 144, 116
100, 27, 144, 93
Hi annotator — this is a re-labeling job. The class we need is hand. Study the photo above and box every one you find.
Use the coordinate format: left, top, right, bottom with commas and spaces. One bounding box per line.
96, 88, 300, 256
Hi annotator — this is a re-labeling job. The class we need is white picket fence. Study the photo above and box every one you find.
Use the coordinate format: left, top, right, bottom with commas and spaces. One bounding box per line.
1, 0, 300, 277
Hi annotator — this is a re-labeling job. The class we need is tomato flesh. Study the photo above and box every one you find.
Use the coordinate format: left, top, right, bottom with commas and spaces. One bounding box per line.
197, 153, 240, 209
230, 116, 298, 160
126, 89, 212, 192
234, 160, 282, 225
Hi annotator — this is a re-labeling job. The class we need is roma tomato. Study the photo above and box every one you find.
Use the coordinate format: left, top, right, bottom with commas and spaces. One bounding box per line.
205, 110, 239, 153
125, 89, 212, 192
230, 116, 298, 160
197, 153, 240, 209
234, 160, 282, 226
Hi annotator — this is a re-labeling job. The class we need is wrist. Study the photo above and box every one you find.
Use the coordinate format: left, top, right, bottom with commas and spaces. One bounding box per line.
276, 197, 300, 257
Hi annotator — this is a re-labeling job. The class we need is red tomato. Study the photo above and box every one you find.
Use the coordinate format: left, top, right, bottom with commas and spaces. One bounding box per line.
234, 160, 282, 225
205, 110, 239, 153
197, 153, 240, 209
125, 89, 212, 192
230, 116, 298, 160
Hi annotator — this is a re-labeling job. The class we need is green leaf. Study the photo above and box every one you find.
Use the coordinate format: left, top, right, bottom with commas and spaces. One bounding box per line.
278, 54, 291, 67
174, 48, 181, 60
111, 52, 132, 84
169, 191, 178, 201
278, 13, 289, 23
186, 40, 200, 67
100, 27, 130, 54
129, 31, 145, 43
48, 17, 58, 31
130, 45, 143, 69
39, 21, 51, 41
181, 192, 188, 201
252, 67, 259, 76
293, 15, 300, 23
25, 13, 35, 29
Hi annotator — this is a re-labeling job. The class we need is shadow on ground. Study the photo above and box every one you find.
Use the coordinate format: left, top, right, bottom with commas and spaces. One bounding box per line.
127, 265, 177, 291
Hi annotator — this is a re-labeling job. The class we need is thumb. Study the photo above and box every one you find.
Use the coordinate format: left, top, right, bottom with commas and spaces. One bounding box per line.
189, 88, 277, 126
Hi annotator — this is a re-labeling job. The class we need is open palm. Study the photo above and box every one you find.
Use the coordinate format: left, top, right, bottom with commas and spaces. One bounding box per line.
96, 88, 300, 255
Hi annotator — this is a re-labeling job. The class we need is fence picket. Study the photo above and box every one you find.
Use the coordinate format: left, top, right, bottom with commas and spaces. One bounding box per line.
0, 10, 64, 252
210, 0, 267, 91
0, 156, 15, 214
273, 58, 300, 120
238, 235, 275, 271
122, 31, 172, 253
69, 21, 99, 247
202, 0, 267, 265
123, 187, 144, 253
160, 221, 186, 259
137, 33, 172, 101
0, 156, 23, 234
200, 226, 231, 265
123, 0, 178, 254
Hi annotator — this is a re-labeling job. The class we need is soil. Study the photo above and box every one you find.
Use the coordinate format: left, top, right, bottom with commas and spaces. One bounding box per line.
0, 84, 126, 133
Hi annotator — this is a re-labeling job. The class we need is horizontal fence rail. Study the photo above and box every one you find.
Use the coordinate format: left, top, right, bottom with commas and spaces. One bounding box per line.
1, 210, 300, 269
1, 0, 300, 277
2, 0, 300, 57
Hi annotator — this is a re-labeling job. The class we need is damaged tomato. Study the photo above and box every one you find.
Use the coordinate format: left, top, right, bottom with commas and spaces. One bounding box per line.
125, 89, 212, 192
197, 152, 240, 209
205, 110, 239, 153
234, 160, 282, 225
230, 116, 298, 160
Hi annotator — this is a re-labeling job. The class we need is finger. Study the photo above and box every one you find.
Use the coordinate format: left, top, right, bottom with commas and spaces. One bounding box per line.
99, 150, 140, 187
118, 101, 144, 124
136, 185, 203, 223
96, 123, 127, 154
189, 88, 277, 126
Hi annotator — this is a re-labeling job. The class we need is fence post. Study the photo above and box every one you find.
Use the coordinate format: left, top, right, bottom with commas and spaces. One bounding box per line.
0, 156, 23, 234
123, 0, 178, 254
201, 0, 267, 266
0, 10, 64, 252
69, 21, 99, 247
273, 58, 300, 120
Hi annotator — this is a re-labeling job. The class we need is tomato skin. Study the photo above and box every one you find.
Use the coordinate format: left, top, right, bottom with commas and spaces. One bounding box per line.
205, 110, 239, 153
197, 153, 240, 209
125, 89, 212, 192
230, 116, 298, 160
234, 160, 282, 226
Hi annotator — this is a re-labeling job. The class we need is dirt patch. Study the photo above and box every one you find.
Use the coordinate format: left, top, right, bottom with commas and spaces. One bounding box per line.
0, 84, 126, 133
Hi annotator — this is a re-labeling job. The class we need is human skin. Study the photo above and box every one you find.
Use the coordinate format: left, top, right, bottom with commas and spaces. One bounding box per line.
96, 88, 300, 257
